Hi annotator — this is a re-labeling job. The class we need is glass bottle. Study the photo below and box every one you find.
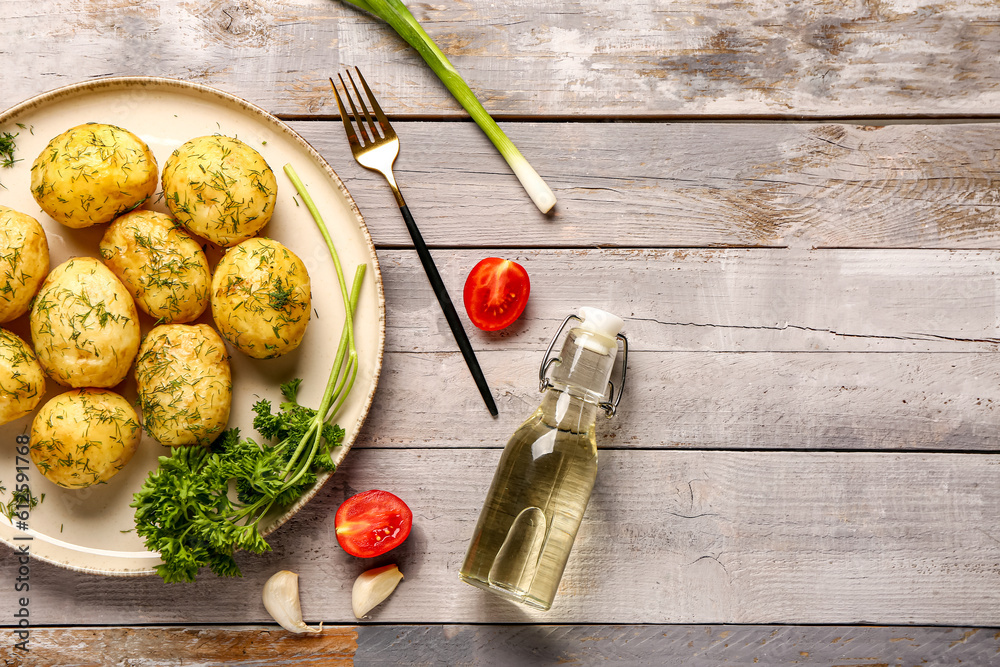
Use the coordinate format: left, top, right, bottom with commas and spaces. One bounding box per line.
460, 307, 628, 610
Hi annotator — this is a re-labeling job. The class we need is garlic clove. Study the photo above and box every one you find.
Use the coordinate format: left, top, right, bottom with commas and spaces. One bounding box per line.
352, 564, 404, 619
262, 570, 322, 634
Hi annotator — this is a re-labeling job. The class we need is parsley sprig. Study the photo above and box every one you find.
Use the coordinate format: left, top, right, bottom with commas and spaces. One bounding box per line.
131, 165, 366, 583
131, 376, 347, 582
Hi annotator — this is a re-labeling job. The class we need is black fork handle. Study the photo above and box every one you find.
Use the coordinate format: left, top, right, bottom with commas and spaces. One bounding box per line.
399, 204, 499, 417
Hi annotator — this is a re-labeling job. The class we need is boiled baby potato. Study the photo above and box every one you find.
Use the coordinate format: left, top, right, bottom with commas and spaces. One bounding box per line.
30, 257, 140, 388
0, 206, 49, 323
100, 209, 211, 324
161, 135, 277, 247
211, 238, 311, 359
30, 388, 141, 489
0, 328, 46, 426
135, 323, 232, 447
30, 122, 158, 229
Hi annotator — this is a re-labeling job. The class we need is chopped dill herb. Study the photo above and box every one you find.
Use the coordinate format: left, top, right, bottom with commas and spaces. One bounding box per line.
0, 126, 24, 188
1, 486, 44, 522
0, 131, 18, 167
267, 277, 295, 310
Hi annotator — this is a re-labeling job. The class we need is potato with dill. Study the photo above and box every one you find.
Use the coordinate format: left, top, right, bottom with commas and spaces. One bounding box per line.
30, 388, 141, 489
161, 135, 277, 247
211, 238, 311, 359
30, 122, 158, 229
0, 328, 45, 426
100, 210, 211, 324
135, 323, 232, 447
30, 257, 141, 388
0, 206, 49, 323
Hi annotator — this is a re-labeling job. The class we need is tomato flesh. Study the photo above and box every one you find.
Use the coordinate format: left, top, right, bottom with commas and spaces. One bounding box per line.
335, 490, 413, 558
463, 258, 530, 331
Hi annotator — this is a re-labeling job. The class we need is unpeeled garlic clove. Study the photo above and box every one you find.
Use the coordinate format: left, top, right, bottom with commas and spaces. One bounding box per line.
263, 570, 322, 634
352, 564, 404, 619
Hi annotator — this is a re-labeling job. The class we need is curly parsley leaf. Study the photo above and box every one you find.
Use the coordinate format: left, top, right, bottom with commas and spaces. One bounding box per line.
131, 380, 345, 583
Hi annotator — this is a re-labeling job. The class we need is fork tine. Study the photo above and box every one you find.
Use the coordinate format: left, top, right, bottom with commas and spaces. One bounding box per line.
344, 69, 381, 144
337, 72, 372, 146
353, 68, 393, 136
329, 77, 360, 147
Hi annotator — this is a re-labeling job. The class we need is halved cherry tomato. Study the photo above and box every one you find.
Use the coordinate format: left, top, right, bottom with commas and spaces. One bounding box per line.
463, 257, 530, 331
335, 490, 413, 558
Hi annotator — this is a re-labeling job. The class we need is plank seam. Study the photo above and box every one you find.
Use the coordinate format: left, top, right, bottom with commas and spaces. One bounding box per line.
354, 446, 1000, 455
20, 621, 1000, 629
279, 115, 1000, 124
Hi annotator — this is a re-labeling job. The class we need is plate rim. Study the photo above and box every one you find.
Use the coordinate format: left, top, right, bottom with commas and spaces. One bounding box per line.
0, 75, 386, 577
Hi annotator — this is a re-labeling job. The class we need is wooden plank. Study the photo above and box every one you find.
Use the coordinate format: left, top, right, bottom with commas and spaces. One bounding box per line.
353, 248, 1000, 451
2, 449, 998, 625
363, 350, 1000, 451
374, 249, 1000, 353
9, 250, 994, 452
284, 121, 1000, 249
351, 625, 1000, 666
2, 626, 357, 666
10, 624, 1000, 666
3, 1, 1000, 118
3, 120, 998, 249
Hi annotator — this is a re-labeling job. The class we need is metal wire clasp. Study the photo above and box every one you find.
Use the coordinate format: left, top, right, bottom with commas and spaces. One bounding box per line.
537, 314, 629, 418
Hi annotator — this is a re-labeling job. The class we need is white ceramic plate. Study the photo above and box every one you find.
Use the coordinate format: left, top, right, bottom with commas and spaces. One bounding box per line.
0, 77, 385, 575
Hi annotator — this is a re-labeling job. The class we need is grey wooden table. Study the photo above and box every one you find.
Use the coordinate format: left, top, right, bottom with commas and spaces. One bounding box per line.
2, 0, 1000, 664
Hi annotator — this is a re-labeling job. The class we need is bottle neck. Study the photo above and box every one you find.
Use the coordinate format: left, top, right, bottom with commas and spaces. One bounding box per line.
539, 386, 601, 431
547, 327, 619, 407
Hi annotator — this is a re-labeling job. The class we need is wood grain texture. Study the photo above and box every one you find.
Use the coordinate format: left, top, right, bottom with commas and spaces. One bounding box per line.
8, 624, 999, 666
3, 0, 999, 655
2, 0, 1000, 118
363, 350, 1000, 451
284, 121, 1000, 249
1, 626, 357, 666
3, 121, 998, 250
2, 449, 998, 626
263, 248, 1000, 451
376, 248, 1000, 353
350, 624, 1000, 666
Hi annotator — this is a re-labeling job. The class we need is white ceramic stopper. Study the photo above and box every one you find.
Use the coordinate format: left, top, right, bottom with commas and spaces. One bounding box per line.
578, 307, 624, 339
575, 307, 624, 355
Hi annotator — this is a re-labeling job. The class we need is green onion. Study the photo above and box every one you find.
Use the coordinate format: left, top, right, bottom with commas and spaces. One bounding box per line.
284, 163, 359, 420
339, 0, 557, 214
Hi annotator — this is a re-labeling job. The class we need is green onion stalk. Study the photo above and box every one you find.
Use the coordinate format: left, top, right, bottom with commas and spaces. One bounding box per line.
338, 0, 557, 214
240, 163, 365, 519
236, 263, 365, 525
284, 164, 362, 424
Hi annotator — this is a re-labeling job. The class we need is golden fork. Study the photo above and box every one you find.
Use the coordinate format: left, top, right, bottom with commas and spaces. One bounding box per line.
331, 67, 498, 417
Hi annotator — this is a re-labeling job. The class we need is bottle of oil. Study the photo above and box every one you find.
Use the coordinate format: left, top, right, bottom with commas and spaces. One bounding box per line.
460, 307, 627, 610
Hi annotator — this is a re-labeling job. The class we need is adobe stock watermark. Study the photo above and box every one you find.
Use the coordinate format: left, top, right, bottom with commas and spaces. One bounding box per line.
10, 434, 33, 653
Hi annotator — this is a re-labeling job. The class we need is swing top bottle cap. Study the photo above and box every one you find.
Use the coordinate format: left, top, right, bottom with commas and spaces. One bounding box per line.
578, 307, 624, 339
573, 308, 624, 356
